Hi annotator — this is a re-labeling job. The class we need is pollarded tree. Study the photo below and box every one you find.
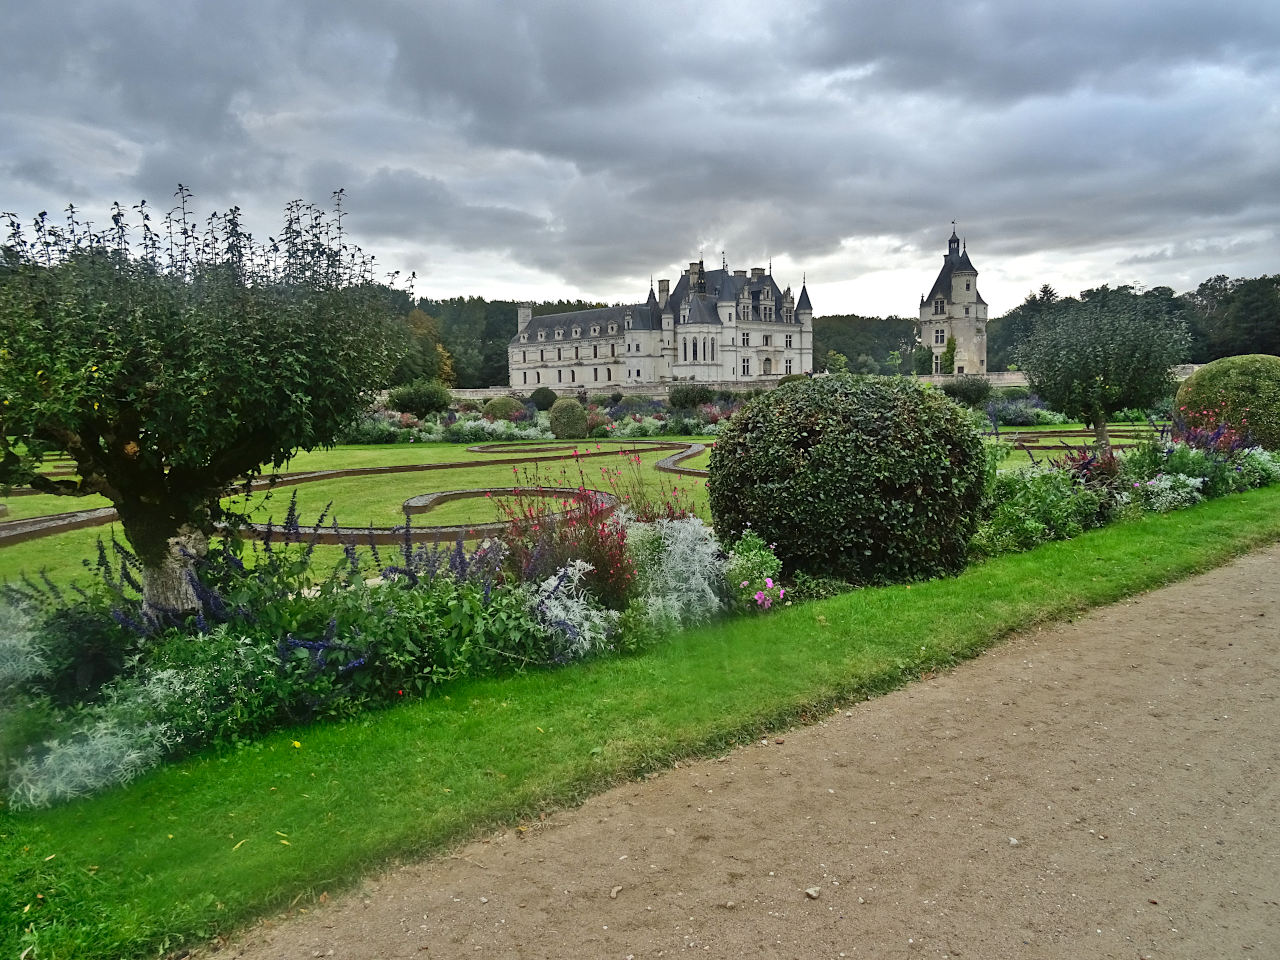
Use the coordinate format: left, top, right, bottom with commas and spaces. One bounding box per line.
0, 191, 404, 614
1016, 288, 1188, 451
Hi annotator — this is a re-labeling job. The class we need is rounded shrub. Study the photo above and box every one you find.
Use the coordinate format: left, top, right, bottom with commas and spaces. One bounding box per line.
1176, 354, 1280, 450
668, 383, 715, 409
529, 386, 559, 411
482, 396, 525, 421
708, 376, 987, 585
776, 373, 808, 387
941, 374, 993, 408
549, 397, 588, 439
386, 379, 451, 418
998, 384, 1031, 401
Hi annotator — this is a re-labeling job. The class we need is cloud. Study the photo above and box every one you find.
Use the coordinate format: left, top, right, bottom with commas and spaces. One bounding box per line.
3, 0, 1279, 316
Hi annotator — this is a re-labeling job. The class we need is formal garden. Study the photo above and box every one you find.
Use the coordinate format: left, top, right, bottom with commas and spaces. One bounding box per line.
3, 198, 1280, 959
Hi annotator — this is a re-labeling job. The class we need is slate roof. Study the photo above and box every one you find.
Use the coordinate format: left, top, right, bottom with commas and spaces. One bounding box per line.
510, 300, 662, 345
796, 284, 812, 312
923, 236, 986, 306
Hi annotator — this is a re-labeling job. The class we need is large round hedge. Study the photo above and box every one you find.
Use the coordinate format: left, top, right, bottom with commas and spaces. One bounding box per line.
548, 397, 588, 439
708, 376, 987, 585
530, 386, 559, 411
1176, 354, 1280, 450
482, 396, 525, 421
386, 378, 451, 418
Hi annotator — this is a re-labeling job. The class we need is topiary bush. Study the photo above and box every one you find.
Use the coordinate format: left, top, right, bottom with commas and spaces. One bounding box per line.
708, 376, 987, 584
1175, 354, 1280, 450
530, 386, 559, 411
776, 373, 808, 387
482, 395, 526, 421
941, 374, 993, 408
549, 397, 588, 439
668, 383, 715, 409
386, 378, 451, 418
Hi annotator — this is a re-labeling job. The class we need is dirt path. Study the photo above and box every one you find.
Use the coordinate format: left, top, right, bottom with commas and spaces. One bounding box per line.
212, 545, 1280, 960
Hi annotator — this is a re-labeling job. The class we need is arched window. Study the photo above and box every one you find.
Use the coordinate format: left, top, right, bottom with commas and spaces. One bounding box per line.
682, 337, 688, 362
710, 339, 716, 361
763, 357, 772, 375
692, 338, 698, 361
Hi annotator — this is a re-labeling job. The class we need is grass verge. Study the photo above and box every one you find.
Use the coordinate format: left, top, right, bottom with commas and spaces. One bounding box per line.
4, 484, 1280, 959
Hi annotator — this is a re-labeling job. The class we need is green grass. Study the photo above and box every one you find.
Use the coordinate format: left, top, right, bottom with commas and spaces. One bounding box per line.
0, 442, 709, 590
5, 484, 1280, 960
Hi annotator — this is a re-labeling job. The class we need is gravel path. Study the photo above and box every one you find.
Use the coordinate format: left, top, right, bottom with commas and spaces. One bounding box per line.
210, 544, 1280, 960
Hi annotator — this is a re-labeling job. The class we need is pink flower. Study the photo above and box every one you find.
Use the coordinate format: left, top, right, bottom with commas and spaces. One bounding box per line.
765, 577, 773, 589
741, 580, 749, 588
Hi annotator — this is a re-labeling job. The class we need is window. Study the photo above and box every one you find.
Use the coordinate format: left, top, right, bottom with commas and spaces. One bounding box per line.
711, 339, 716, 361
610, 344, 616, 356
956, 366, 964, 374
741, 356, 751, 376
965, 281, 970, 291
540, 349, 545, 361
964, 306, 970, 316
591, 325, 600, 336
933, 298, 945, 315
536, 371, 541, 384
741, 332, 750, 346
934, 329, 946, 345
570, 369, 575, 382
520, 333, 528, 343
682, 338, 687, 362
572, 327, 581, 338
557, 369, 562, 383
763, 334, 772, 347
785, 334, 792, 349
555, 328, 563, 340
557, 347, 562, 361
593, 368, 598, 381
606, 368, 611, 380
763, 357, 772, 374
521, 350, 527, 363
785, 359, 793, 375
932, 354, 941, 374
593, 344, 598, 358
692, 338, 698, 361
538, 330, 546, 341
522, 371, 528, 384
625, 318, 632, 330
608, 324, 617, 334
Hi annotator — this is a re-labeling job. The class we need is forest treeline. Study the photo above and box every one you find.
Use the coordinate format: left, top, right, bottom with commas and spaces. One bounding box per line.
389, 274, 1279, 387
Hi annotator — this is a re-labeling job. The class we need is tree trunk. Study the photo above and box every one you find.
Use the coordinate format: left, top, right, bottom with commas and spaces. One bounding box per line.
1091, 411, 1112, 456
139, 524, 209, 620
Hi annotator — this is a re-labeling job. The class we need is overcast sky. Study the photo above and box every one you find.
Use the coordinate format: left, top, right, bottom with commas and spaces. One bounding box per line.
4, 0, 1278, 318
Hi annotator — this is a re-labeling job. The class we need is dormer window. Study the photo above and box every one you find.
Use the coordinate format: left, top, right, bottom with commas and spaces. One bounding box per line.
537, 330, 546, 341
607, 323, 617, 334
554, 328, 564, 340
624, 318, 632, 330
572, 326, 581, 338
933, 298, 945, 315
519, 333, 528, 343
590, 325, 600, 336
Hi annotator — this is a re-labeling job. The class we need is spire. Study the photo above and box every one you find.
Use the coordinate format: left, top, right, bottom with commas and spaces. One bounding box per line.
721, 250, 727, 271
948, 222, 960, 257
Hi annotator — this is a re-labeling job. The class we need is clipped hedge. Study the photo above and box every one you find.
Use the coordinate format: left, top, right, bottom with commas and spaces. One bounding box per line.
668, 384, 715, 409
941, 374, 993, 408
549, 397, 588, 439
482, 396, 526, 421
386, 379, 451, 418
708, 375, 986, 584
1176, 354, 1280, 450
530, 386, 559, 411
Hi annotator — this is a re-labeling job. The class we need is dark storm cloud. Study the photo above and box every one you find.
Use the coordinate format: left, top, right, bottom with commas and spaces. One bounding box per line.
3, 0, 1278, 312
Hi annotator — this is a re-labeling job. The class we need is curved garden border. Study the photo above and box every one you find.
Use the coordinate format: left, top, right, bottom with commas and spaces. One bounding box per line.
0, 440, 704, 546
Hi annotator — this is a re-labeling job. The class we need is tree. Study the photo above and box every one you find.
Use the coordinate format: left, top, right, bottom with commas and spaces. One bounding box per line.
823, 349, 849, 375
390, 308, 454, 386
0, 193, 403, 614
939, 336, 956, 374
986, 284, 1058, 371
1016, 290, 1188, 451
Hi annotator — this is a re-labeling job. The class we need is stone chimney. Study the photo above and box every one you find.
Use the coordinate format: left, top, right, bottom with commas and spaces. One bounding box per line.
517, 302, 532, 333
751, 266, 765, 279
658, 278, 670, 308
734, 269, 746, 278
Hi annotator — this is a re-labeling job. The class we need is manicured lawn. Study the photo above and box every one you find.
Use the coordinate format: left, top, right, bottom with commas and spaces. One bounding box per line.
5, 484, 1280, 960
0, 442, 710, 590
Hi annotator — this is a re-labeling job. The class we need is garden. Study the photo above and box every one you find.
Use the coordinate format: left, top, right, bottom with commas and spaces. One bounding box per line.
4, 195, 1280, 959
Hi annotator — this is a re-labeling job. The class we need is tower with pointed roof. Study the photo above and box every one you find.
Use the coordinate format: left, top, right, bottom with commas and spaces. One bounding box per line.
918, 227, 987, 375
